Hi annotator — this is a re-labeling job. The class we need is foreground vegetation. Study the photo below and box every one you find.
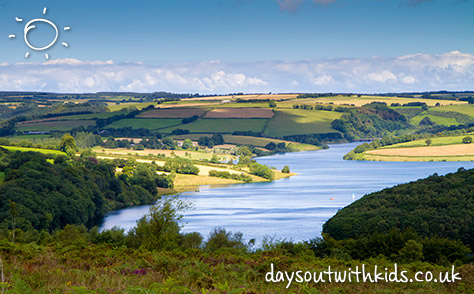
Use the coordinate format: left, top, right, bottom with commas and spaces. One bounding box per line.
0, 231, 472, 293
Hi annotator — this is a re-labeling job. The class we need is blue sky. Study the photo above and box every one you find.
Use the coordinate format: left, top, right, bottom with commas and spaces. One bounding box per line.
0, 0, 473, 93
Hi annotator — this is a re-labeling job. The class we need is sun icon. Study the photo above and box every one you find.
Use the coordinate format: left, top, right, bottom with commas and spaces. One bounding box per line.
8, 7, 70, 60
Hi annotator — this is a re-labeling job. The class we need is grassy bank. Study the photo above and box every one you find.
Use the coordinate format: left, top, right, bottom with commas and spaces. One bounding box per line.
349, 134, 474, 162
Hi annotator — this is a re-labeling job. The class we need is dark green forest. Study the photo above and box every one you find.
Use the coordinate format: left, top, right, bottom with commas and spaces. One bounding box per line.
0, 148, 172, 232
323, 167, 474, 250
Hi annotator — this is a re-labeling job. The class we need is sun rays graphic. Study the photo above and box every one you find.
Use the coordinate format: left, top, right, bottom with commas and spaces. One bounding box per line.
9, 7, 71, 60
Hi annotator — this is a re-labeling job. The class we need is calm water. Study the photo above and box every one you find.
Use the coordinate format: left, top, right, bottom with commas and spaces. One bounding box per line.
100, 142, 474, 242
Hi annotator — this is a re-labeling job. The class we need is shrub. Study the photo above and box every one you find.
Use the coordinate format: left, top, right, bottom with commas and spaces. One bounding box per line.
127, 197, 188, 251
208, 170, 252, 183
462, 136, 473, 144
249, 163, 274, 180
163, 157, 199, 175
205, 227, 247, 252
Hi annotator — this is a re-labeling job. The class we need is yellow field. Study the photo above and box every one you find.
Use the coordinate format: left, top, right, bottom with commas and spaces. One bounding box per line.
92, 147, 235, 161
173, 174, 241, 188
187, 94, 298, 101
278, 96, 466, 107
367, 144, 474, 157
360, 153, 474, 162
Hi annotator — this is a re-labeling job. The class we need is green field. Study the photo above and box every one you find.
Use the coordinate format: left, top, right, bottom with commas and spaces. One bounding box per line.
174, 134, 302, 147
16, 120, 96, 132
7, 134, 52, 140
222, 135, 292, 147
383, 134, 473, 149
0, 145, 65, 155
264, 109, 342, 137
410, 114, 459, 126
161, 118, 268, 134
107, 102, 157, 111
48, 112, 120, 120
431, 104, 474, 117
106, 118, 182, 130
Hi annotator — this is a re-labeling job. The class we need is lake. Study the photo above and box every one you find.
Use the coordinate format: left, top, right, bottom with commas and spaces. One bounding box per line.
100, 142, 474, 243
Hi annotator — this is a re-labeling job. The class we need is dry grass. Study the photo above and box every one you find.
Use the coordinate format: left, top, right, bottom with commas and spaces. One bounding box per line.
367, 143, 474, 157
92, 147, 228, 161
174, 174, 241, 187
136, 108, 207, 118
274, 170, 297, 180
204, 108, 274, 118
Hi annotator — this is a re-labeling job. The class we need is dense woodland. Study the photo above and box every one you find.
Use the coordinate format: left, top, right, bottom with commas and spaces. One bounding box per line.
0, 148, 172, 232
323, 167, 474, 251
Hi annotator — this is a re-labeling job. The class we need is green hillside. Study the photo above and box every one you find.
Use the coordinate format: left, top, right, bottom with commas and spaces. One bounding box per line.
323, 167, 474, 249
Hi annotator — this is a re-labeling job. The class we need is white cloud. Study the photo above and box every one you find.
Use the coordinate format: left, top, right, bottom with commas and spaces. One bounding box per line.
312, 75, 334, 85
367, 70, 397, 83
401, 75, 416, 84
0, 51, 472, 93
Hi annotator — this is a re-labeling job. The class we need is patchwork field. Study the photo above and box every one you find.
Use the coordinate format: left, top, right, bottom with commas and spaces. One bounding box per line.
264, 109, 342, 137
353, 134, 474, 161
136, 108, 208, 118
204, 108, 274, 118
105, 118, 182, 130
161, 118, 268, 134
15, 120, 96, 132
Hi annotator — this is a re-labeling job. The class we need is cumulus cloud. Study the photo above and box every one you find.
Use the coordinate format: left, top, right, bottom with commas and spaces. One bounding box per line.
312, 75, 334, 85
367, 70, 397, 83
0, 51, 472, 93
